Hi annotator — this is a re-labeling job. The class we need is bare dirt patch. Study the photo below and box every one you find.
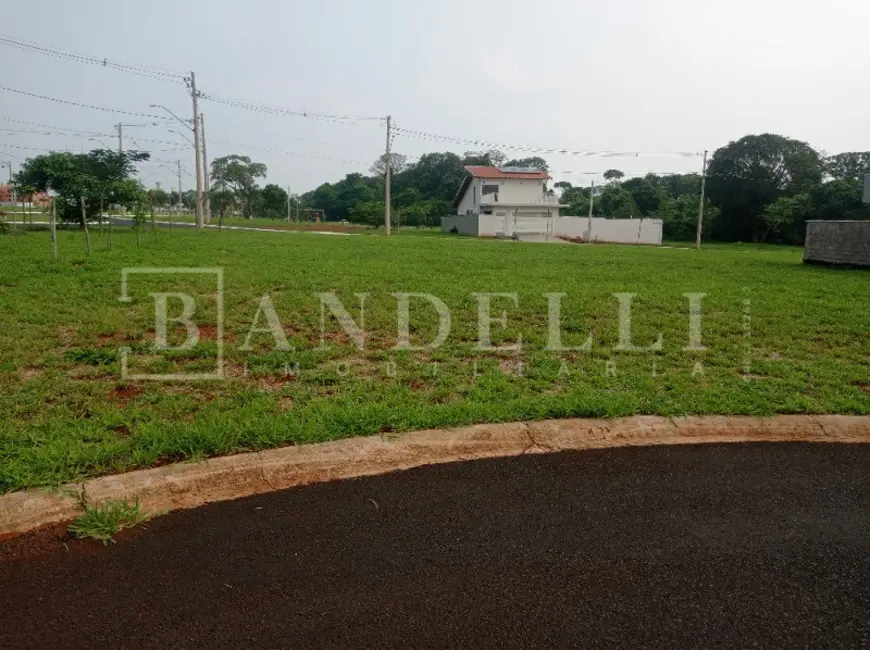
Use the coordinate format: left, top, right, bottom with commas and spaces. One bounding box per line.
110, 384, 142, 407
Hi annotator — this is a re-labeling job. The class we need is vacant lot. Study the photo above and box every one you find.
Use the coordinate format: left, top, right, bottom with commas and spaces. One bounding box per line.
1, 227, 868, 492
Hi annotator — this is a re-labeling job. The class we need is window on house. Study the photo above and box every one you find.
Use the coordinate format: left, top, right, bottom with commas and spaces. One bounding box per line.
482, 184, 499, 195
482, 208, 493, 215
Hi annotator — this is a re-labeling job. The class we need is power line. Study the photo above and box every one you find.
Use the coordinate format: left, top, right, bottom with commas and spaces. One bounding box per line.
0, 34, 185, 84
0, 117, 115, 136
208, 138, 369, 166
199, 91, 382, 124
0, 34, 381, 126
392, 126, 702, 158
0, 86, 167, 119
0, 140, 186, 155
220, 123, 373, 151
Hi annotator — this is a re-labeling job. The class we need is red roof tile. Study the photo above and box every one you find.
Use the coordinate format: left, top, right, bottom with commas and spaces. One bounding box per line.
464, 165, 551, 180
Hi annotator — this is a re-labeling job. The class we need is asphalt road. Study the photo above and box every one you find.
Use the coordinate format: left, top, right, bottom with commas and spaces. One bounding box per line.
2, 443, 870, 649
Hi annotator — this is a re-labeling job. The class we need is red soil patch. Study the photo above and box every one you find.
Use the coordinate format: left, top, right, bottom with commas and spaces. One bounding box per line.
110, 385, 142, 407
97, 331, 129, 345
146, 325, 219, 340
110, 424, 132, 437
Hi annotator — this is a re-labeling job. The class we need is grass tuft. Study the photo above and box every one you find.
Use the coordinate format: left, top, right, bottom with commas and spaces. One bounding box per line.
68, 495, 151, 544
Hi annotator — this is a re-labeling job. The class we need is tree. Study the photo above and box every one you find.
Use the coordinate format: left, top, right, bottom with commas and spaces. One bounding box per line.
622, 175, 668, 215
706, 134, 823, 242
13, 149, 149, 224
150, 185, 169, 208
825, 152, 870, 181
660, 173, 702, 199
209, 188, 237, 218
369, 153, 410, 176
810, 179, 870, 222
761, 194, 814, 243
349, 200, 386, 227
559, 185, 591, 216
260, 184, 289, 219
597, 185, 639, 217
603, 169, 625, 183
554, 181, 573, 191
462, 150, 507, 166
504, 156, 548, 171
210, 155, 267, 218
661, 195, 720, 241
394, 152, 466, 205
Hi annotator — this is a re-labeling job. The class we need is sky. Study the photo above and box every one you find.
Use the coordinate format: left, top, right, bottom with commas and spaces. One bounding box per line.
2, 0, 869, 194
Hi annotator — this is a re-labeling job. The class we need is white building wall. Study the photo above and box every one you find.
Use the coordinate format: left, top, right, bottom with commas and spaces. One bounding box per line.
455, 179, 481, 216
456, 178, 550, 215
481, 178, 548, 204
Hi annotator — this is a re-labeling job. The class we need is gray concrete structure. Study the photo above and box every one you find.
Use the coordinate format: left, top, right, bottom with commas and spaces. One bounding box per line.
804, 220, 870, 267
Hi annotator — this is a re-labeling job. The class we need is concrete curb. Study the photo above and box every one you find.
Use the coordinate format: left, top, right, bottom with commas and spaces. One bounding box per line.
2, 415, 869, 538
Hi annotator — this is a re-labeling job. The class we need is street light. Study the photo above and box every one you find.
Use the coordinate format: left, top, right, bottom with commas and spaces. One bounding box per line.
150, 103, 202, 227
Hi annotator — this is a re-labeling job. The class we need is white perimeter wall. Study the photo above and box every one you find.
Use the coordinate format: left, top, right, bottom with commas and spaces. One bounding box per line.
442, 215, 663, 244
555, 216, 663, 245
441, 215, 480, 235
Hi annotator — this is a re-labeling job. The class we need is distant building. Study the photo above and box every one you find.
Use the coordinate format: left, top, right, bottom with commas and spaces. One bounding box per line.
442, 165, 663, 244
0, 185, 50, 207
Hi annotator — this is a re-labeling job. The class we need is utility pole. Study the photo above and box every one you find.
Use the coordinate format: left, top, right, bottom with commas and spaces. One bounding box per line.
3, 161, 14, 204
200, 112, 211, 224
189, 71, 204, 228
117, 124, 124, 230
384, 115, 392, 236
586, 180, 595, 241
287, 185, 292, 222
50, 197, 58, 261
695, 150, 708, 250
177, 160, 183, 213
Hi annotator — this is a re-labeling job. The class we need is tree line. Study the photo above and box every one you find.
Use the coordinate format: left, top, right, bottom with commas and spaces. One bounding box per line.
303, 134, 870, 243
9, 133, 870, 244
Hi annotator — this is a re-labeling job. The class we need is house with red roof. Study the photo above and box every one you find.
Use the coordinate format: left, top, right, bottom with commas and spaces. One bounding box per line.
446, 165, 567, 237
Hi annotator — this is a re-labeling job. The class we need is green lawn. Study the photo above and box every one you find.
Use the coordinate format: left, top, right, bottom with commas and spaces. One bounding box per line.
1, 227, 869, 493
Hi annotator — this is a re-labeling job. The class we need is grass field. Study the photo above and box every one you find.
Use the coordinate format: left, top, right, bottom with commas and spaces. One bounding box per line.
1, 226, 869, 493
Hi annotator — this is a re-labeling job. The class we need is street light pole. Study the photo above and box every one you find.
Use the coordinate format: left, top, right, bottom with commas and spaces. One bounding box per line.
200, 112, 211, 224
384, 115, 392, 236
149, 100, 202, 228
189, 72, 204, 229
695, 150, 709, 250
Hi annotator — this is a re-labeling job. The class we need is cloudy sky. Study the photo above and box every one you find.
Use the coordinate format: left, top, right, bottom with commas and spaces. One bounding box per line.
2, 0, 868, 193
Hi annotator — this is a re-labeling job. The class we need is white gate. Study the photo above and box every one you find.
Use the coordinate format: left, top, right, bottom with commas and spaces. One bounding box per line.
513, 215, 554, 238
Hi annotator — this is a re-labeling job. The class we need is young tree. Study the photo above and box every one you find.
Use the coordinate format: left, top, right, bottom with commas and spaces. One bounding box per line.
603, 169, 625, 183
210, 155, 267, 218
14, 149, 149, 224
